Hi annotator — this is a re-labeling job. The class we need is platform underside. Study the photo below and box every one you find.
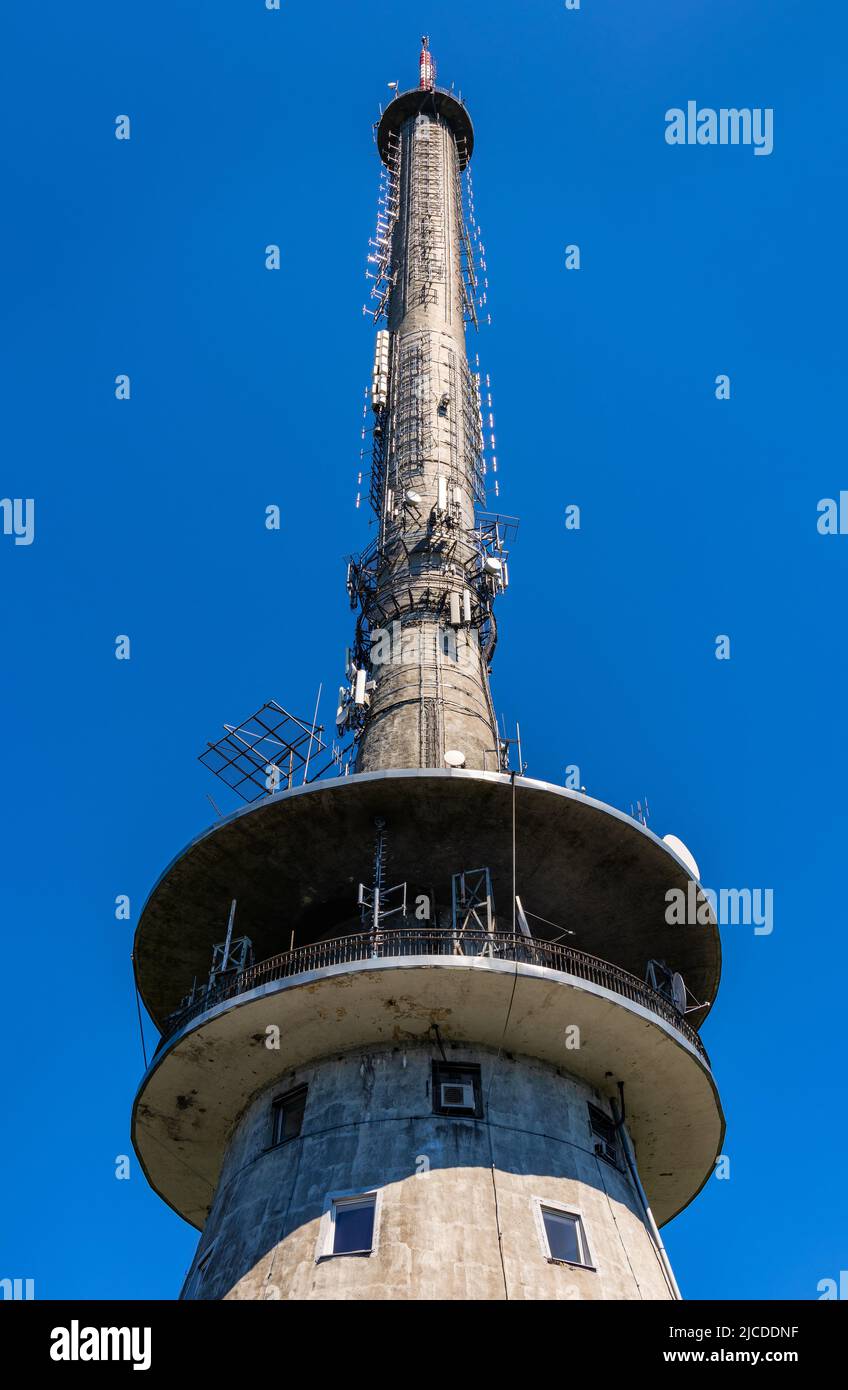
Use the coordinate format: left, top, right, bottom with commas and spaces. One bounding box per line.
132, 954, 724, 1231
377, 87, 474, 167
134, 770, 720, 1030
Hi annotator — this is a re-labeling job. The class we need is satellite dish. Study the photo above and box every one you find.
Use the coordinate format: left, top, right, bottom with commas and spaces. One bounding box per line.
662, 834, 700, 881
444, 749, 466, 768
405, 489, 421, 504
671, 972, 687, 1014
484, 556, 502, 574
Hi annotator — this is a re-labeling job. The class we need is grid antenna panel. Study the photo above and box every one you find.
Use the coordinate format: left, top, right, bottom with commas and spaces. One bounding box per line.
198, 700, 327, 804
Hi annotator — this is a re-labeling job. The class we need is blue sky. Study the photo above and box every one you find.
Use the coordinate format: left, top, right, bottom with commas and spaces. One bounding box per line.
2, 0, 846, 1299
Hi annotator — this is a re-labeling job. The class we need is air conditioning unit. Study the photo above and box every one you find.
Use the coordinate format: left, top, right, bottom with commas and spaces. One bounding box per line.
594, 1139, 617, 1165
441, 1082, 474, 1110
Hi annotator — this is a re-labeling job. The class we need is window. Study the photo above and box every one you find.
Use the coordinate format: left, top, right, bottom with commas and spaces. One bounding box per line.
536, 1202, 593, 1269
331, 1196, 376, 1254
316, 1188, 381, 1261
588, 1103, 620, 1168
271, 1086, 307, 1147
432, 1060, 482, 1118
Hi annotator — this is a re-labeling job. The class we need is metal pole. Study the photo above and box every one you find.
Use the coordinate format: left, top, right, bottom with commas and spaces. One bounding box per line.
613, 1084, 682, 1301
223, 899, 237, 970
303, 683, 322, 784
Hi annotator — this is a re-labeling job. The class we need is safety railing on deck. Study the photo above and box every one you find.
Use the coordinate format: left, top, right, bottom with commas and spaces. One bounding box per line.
156, 930, 709, 1063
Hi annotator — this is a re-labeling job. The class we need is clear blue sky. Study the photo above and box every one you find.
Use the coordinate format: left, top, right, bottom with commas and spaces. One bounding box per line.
2, 0, 846, 1300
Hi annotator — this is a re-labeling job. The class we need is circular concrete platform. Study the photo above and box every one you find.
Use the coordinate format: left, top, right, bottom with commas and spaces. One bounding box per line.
134, 770, 721, 1029
132, 952, 724, 1231
377, 87, 474, 168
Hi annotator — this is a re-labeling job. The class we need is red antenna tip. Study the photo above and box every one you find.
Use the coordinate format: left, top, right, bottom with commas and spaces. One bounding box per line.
419, 35, 435, 91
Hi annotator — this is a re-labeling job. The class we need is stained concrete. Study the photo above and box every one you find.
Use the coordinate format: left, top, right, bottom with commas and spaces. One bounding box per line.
132, 953, 723, 1232
133, 770, 721, 1027
181, 1045, 676, 1301
355, 103, 500, 773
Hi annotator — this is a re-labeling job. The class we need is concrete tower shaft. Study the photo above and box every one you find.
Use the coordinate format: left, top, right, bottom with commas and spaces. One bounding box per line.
351, 81, 500, 774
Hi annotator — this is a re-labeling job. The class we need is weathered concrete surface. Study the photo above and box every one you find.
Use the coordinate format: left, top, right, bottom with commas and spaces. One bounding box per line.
132, 954, 723, 1232
134, 770, 721, 1026
355, 101, 499, 773
182, 1045, 675, 1301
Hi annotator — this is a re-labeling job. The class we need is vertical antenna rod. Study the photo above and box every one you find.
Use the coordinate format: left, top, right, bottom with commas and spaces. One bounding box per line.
419, 35, 435, 91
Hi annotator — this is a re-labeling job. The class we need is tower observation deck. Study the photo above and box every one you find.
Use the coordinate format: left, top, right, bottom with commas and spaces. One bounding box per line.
131, 39, 724, 1302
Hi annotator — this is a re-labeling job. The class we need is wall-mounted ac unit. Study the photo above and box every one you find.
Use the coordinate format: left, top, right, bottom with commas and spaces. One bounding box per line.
441, 1083, 474, 1110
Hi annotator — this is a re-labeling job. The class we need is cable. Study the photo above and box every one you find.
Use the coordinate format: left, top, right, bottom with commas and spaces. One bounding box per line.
613, 1082, 682, 1301
132, 958, 149, 1071
430, 1022, 448, 1062
489, 1156, 509, 1301
521, 907, 575, 939
484, 770, 519, 1109
262, 1131, 305, 1300
594, 1153, 644, 1299
508, 772, 514, 934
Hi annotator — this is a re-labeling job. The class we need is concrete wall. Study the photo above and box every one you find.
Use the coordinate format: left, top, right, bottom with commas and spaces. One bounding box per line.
182, 1043, 675, 1301
355, 108, 500, 774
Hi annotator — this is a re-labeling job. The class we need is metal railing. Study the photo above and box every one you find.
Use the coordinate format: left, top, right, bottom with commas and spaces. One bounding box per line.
157, 930, 709, 1064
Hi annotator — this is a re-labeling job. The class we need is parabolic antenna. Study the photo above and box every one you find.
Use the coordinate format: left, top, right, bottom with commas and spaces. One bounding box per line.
662, 834, 700, 881
444, 749, 466, 768
671, 972, 687, 1014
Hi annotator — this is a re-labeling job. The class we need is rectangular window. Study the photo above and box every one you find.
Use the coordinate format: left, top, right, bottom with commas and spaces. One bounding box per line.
588, 1103, 620, 1168
330, 1195, 377, 1256
271, 1086, 307, 1147
540, 1205, 592, 1268
432, 1060, 482, 1118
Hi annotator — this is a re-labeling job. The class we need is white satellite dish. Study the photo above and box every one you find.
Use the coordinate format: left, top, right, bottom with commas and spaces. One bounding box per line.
662, 834, 700, 881
444, 749, 466, 768
405, 489, 421, 504
671, 972, 687, 1014
484, 556, 502, 574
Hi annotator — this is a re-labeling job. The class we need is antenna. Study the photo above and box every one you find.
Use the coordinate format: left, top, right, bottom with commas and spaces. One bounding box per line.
222, 899, 236, 968
514, 895, 532, 938
358, 818, 407, 941
494, 720, 527, 775
302, 684, 322, 784
198, 701, 328, 805
662, 833, 701, 881
671, 973, 687, 1014
419, 35, 435, 91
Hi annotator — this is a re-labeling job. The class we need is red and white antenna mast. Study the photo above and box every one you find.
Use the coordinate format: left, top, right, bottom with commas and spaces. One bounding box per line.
419, 35, 435, 91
